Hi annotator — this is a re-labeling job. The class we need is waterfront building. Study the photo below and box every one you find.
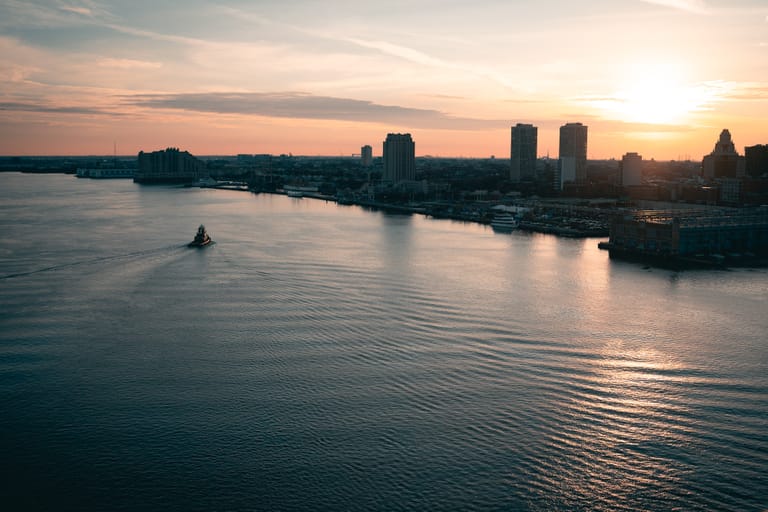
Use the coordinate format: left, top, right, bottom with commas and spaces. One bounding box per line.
620, 152, 643, 187
702, 129, 743, 180
383, 134, 415, 183
719, 178, 743, 205
76, 168, 135, 179
605, 208, 768, 262
361, 145, 373, 167
558, 123, 588, 189
136, 147, 206, 184
510, 123, 537, 182
745, 144, 768, 178
237, 154, 255, 165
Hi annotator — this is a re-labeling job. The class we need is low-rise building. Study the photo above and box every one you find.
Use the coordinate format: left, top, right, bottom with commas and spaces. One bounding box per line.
604, 208, 768, 264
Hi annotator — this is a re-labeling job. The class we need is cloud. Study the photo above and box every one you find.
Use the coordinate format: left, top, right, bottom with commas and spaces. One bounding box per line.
636, 0, 710, 14
718, 83, 768, 101
343, 38, 448, 68
124, 92, 508, 130
97, 58, 162, 69
0, 0, 111, 27
0, 101, 120, 116
60, 6, 92, 17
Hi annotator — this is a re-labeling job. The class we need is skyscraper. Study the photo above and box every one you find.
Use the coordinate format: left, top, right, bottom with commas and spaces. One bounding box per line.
510, 123, 537, 182
383, 133, 415, 183
558, 122, 588, 189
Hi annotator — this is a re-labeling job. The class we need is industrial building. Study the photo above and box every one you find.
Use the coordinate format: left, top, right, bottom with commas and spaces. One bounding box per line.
603, 208, 768, 266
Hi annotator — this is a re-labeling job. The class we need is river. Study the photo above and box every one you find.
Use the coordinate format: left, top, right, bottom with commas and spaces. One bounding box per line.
1, 173, 766, 511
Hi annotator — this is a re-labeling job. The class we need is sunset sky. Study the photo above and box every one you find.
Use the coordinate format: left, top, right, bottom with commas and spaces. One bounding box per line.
0, 0, 766, 159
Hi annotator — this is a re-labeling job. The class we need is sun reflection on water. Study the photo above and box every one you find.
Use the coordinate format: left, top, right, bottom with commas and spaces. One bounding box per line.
531, 341, 697, 509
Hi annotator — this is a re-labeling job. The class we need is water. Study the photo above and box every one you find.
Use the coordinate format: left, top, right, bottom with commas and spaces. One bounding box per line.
1, 173, 766, 511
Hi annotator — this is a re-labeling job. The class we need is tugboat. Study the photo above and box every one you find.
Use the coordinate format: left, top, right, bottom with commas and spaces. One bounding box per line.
188, 224, 213, 247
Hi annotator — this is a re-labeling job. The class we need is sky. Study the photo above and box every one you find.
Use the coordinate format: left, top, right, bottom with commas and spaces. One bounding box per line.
0, 0, 766, 159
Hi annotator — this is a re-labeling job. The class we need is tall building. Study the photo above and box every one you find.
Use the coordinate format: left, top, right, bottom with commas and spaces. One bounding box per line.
135, 147, 206, 184
382, 133, 415, 183
510, 123, 538, 182
745, 144, 768, 178
558, 122, 588, 189
361, 145, 373, 167
621, 152, 643, 187
702, 129, 742, 180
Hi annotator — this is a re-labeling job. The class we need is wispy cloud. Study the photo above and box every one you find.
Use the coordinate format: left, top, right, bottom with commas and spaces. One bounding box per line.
342, 38, 448, 68
97, 58, 162, 70
715, 82, 768, 101
59, 5, 92, 17
0, 0, 112, 27
124, 92, 507, 130
636, 0, 710, 14
0, 101, 120, 116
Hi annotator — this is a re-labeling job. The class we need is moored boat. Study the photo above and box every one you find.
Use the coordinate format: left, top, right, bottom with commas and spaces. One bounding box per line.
188, 224, 213, 247
491, 213, 519, 232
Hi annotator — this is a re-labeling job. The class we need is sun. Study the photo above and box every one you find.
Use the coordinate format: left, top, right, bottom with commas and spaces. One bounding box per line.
590, 64, 715, 125
610, 79, 706, 124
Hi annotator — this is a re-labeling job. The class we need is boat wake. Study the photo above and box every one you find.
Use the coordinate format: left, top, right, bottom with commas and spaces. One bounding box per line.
0, 244, 188, 280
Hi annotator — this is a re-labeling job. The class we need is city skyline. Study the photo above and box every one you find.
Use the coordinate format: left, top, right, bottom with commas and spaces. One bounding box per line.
0, 0, 766, 159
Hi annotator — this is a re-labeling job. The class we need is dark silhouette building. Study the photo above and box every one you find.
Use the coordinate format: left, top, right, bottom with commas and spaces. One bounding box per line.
558, 122, 588, 189
702, 129, 742, 180
605, 208, 768, 262
361, 145, 373, 167
745, 144, 768, 178
383, 134, 415, 183
136, 147, 205, 184
510, 123, 538, 183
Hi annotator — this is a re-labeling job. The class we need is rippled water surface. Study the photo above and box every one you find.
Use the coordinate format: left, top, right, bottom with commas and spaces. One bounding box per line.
1, 173, 767, 511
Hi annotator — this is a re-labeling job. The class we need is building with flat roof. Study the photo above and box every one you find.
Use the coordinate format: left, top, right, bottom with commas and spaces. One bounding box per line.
361, 145, 373, 167
136, 147, 206, 184
621, 152, 643, 187
745, 144, 768, 178
605, 208, 768, 264
558, 123, 587, 189
510, 123, 537, 183
382, 134, 415, 183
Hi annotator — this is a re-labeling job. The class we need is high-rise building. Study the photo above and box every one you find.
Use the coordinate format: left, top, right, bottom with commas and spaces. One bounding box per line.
361, 145, 373, 167
621, 152, 643, 187
558, 122, 588, 189
135, 147, 205, 184
702, 129, 742, 180
510, 123, 538, 182
745, 144, 768, 178
383, 133, 415, 183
